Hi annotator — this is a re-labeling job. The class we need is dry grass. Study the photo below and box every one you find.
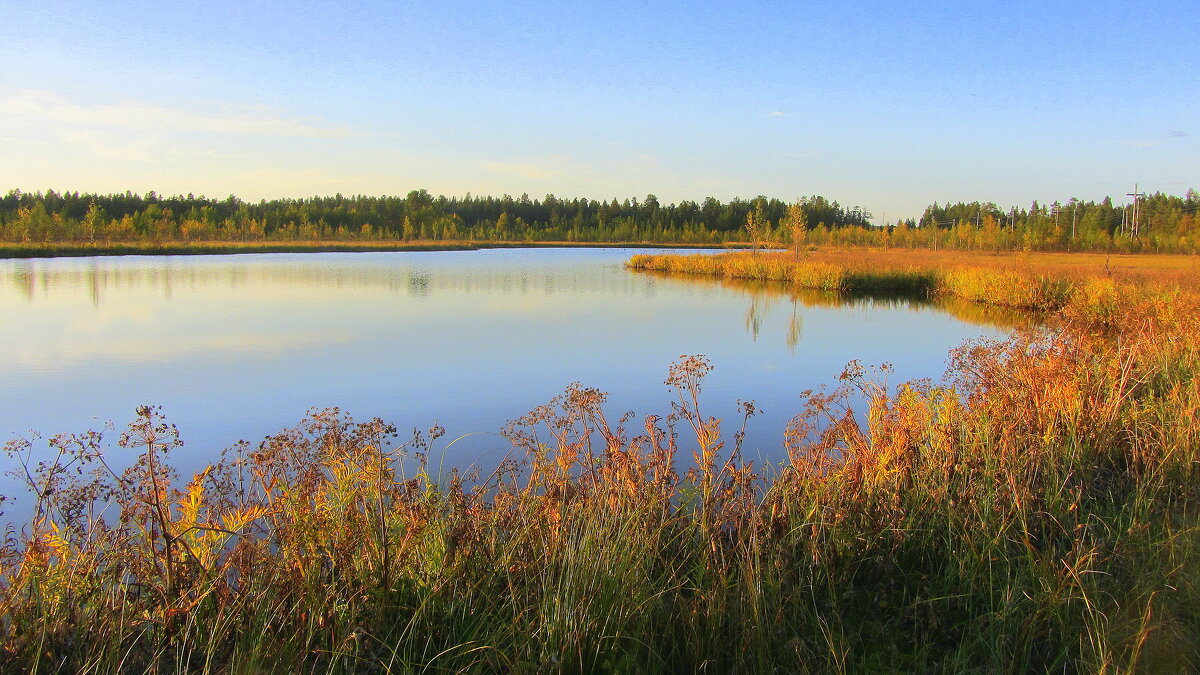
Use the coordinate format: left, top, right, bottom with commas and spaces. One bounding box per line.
629, 248, 1200, 311
782, 246, 1200, 287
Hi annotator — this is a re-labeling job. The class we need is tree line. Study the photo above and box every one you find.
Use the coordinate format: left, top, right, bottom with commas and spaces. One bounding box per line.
791, 192, 1199, 253
1, 188, 1197, 252
0, 190, 869, 246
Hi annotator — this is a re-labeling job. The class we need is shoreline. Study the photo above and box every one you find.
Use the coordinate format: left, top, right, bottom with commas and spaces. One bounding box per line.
627, 248, 1200, 299
0, 240, 738, 260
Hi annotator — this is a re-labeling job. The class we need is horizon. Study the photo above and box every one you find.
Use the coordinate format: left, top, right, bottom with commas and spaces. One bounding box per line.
6, 185, 1192, 219
2, 0, 1196, 222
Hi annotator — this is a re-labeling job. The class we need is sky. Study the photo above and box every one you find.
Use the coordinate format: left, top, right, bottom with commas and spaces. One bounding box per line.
0, 0, 1195, 221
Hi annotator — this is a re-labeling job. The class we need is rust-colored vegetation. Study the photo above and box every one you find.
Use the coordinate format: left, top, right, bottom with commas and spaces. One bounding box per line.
629, 248, 1200, 308
3, 253, 1200, 671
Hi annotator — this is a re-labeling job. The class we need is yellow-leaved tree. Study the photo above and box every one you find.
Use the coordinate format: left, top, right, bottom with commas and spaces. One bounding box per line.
786, 201, 807, 258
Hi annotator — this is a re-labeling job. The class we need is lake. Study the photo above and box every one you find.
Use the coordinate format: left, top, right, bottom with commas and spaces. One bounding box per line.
0, 248, 1013, 511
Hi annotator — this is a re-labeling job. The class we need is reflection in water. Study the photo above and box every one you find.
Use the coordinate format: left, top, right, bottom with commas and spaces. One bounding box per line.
636, 267, 1034, 349
932, 296, 1034, 331
745, 294, 766, 342
3, 255, 653, 306
786, 302, 802, 351
1, 248, 1017, 516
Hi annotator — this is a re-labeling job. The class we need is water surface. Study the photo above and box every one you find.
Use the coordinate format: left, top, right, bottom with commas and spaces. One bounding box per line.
1, 248, 1012, 503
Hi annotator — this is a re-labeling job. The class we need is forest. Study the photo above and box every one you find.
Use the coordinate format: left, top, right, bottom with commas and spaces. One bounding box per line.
1, 188, 1199, 253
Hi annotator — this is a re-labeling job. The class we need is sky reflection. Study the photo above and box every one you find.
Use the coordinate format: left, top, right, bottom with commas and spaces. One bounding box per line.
1, 248, 1014, 510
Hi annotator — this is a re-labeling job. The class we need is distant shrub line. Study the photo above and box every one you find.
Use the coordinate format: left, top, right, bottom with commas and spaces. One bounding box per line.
4, 187, 1198, 252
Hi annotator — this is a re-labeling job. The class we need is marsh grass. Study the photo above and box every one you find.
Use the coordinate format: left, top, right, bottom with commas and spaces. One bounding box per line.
628, 249, 1200, 311
629, 251, 938, 298
3, 256, 1200, 671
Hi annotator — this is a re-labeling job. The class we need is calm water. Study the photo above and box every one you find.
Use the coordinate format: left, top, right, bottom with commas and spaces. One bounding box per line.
1, 248, 1012, 507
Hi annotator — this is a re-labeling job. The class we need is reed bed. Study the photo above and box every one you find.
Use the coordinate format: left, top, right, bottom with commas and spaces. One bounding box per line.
735, 247, 1200, 287
4, 261, 1200, 671
628, 249, 1200, 311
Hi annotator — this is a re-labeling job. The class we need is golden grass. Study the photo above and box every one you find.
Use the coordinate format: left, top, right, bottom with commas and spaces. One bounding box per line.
629, 248, 1200, 312
787, 246, 1200, 286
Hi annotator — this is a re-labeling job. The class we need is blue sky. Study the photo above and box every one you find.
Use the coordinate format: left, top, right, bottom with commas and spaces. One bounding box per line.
1, 0, 1195, 220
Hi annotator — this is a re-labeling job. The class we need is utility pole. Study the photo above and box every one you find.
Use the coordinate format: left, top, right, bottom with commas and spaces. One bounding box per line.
1126, 184, 1145, 239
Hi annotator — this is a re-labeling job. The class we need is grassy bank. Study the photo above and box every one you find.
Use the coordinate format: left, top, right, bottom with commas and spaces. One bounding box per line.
3, 262, 1200, 671
628, 249, 1200, 310
0, 240, 730, 259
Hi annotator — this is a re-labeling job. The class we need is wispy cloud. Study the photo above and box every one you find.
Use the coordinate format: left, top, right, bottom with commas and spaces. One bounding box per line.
766, 111, 788, 117
1126, 130, 1191, 148
483, 161, 562, 180
0, 90, 355, 140
482, 155, 574, 180
57, 128, 158, 162
623, 153, 659, 173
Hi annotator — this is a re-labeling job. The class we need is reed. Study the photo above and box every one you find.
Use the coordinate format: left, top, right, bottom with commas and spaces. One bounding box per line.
628, 249, 1199, 312
629, 252, 939, 296
3, 262, 1200, 671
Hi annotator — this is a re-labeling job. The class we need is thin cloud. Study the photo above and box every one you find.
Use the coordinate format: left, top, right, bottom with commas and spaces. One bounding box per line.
57, 128, 156, 162
1170, 130, 1188, 138
623, 153, 660, 174
483, 161, 562, 180
1, 90, 355, 139
766, 111, 788, 117
481, 154, 577, 181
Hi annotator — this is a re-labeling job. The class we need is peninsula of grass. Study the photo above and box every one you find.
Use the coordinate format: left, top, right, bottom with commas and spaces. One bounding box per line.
628, 248, 1200, 311
4, 255, 1200, 671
